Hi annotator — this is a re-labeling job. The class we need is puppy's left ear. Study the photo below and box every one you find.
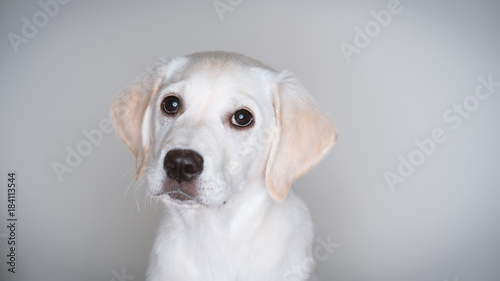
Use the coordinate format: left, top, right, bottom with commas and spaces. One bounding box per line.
110, 68, 165, 179
265, 71, 337, 201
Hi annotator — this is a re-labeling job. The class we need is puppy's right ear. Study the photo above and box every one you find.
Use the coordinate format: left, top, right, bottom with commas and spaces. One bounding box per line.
111, 57, 189, 178
110, 68, 164, 179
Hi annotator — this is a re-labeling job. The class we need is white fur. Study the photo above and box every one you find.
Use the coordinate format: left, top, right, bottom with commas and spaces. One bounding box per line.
111, 51, 336, 281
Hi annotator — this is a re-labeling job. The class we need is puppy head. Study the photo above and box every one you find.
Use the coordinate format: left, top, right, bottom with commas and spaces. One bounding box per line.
111, 51, 336, 207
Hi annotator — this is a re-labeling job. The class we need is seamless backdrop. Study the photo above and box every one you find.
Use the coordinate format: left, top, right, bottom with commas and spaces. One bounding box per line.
1, 0, 500, 281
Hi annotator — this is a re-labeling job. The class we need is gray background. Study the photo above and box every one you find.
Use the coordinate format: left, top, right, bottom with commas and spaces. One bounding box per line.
1, 0, 500, 280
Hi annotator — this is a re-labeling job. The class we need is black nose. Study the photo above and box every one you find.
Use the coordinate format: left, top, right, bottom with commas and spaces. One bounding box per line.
164, 149, 204, 183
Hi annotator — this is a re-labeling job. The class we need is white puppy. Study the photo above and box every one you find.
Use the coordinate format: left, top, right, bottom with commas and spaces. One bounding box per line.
111, 51, 336, 281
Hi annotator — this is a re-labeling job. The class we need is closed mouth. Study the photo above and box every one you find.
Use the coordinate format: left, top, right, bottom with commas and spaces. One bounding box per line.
165, 190, 193, 201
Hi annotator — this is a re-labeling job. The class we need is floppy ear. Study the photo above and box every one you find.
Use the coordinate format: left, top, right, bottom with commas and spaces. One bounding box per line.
265, 71, 337, 201
110, 67, 164, 179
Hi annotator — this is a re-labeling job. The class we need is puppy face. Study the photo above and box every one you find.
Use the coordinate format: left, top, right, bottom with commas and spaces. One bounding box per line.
145, 58, 277, 207
111, 52, 336, 208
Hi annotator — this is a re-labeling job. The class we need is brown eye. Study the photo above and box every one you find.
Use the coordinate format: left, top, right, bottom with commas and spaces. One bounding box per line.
162, 96, 180, 114
232, 109, 253, 127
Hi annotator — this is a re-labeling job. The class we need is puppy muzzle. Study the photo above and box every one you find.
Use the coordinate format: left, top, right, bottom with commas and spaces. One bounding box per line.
161, 149, 204, 201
